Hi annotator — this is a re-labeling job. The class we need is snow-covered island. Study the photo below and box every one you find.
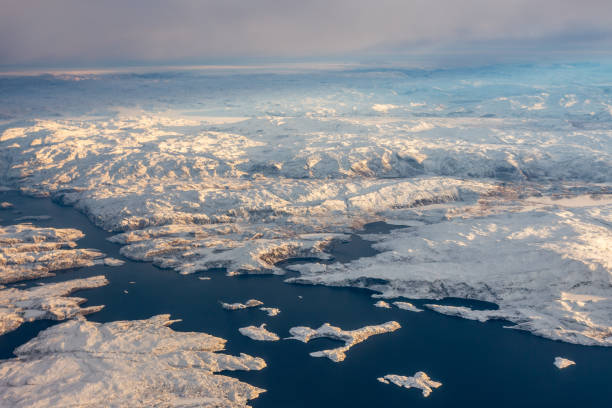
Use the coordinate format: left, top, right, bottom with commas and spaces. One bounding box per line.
239, 324, 280, 341
374, 300, 391, 308
260, 307, 281, 316
554, 357, 576, 369
393, 301, 423, 312
288, 321, 401, 362
378, 372, 442, 397
0, 315, 266, 407
221, 299, 264, 310
0, 276, 108, 335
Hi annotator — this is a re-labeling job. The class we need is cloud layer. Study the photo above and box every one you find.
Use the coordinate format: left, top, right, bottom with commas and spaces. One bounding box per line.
2, 0, 612, 66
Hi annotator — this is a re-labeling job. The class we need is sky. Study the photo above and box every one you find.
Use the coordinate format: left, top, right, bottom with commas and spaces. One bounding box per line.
1, 0, 612, 68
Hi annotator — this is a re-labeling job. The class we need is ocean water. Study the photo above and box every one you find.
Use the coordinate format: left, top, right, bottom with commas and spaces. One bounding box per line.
1, 190, 612, 407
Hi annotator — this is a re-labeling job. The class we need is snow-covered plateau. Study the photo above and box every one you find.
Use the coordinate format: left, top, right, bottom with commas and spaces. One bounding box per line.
0, 63, 610, 347
0, 315, 266, 407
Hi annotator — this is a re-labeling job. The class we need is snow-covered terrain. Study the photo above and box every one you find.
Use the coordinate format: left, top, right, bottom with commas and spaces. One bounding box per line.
554, 357, 576, 369
0, 222, 121, 334
290, 205, 612, 345
377, 372, 442, 397
0, 315, 266, 407
287, 321, 401, 362
0, 276, 108, 335
0, 63, 610, 346
239, 324, 280, 341
374, 300, 391, 308
221, 299, 264, 310
260, 307, 280, 316
393, 301, 423, 312
0, 224, 115, 283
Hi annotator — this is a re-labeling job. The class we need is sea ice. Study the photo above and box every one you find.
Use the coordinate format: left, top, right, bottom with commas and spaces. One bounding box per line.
239, 324, 280, 341
287, 321, 401, 362
0, 315, 266, 407
377, 372, 442, 397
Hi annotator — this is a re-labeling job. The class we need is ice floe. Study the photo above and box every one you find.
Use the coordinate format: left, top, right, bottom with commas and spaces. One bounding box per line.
0, 315, 266, 407
239, 324, 280, 341
287, 321, 401, 362
554, 357, 576, 369
377, 372, 442, 397
221, 299, 264, 310
0, 276, 108, 335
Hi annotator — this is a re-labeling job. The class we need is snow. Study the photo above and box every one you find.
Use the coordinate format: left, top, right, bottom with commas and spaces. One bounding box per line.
260, 307, 280, 316
393, 301, 423, 312
111, 225, 342, 276
0, 63, 611, 347
554, 357, 576, 369
0, 315, 266, 407
0, 224, 105, 283
239, 324, 280, 341
102, 257, 124, 266
374, 300, 391, 308
0, 276, 108, 335
377, 372, 442, 397
290, 205, 612, 346
287, 321, 401, 362
221, 299, 264, 310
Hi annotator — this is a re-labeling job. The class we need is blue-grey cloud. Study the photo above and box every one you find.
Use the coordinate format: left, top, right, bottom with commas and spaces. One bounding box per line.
1, 0, 612, 66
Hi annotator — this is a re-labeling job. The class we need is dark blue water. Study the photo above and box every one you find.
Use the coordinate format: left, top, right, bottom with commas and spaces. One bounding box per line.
1, 190, 611, 407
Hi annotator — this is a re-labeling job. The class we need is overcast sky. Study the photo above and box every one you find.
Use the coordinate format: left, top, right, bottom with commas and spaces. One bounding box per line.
2, 0, 612, 67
